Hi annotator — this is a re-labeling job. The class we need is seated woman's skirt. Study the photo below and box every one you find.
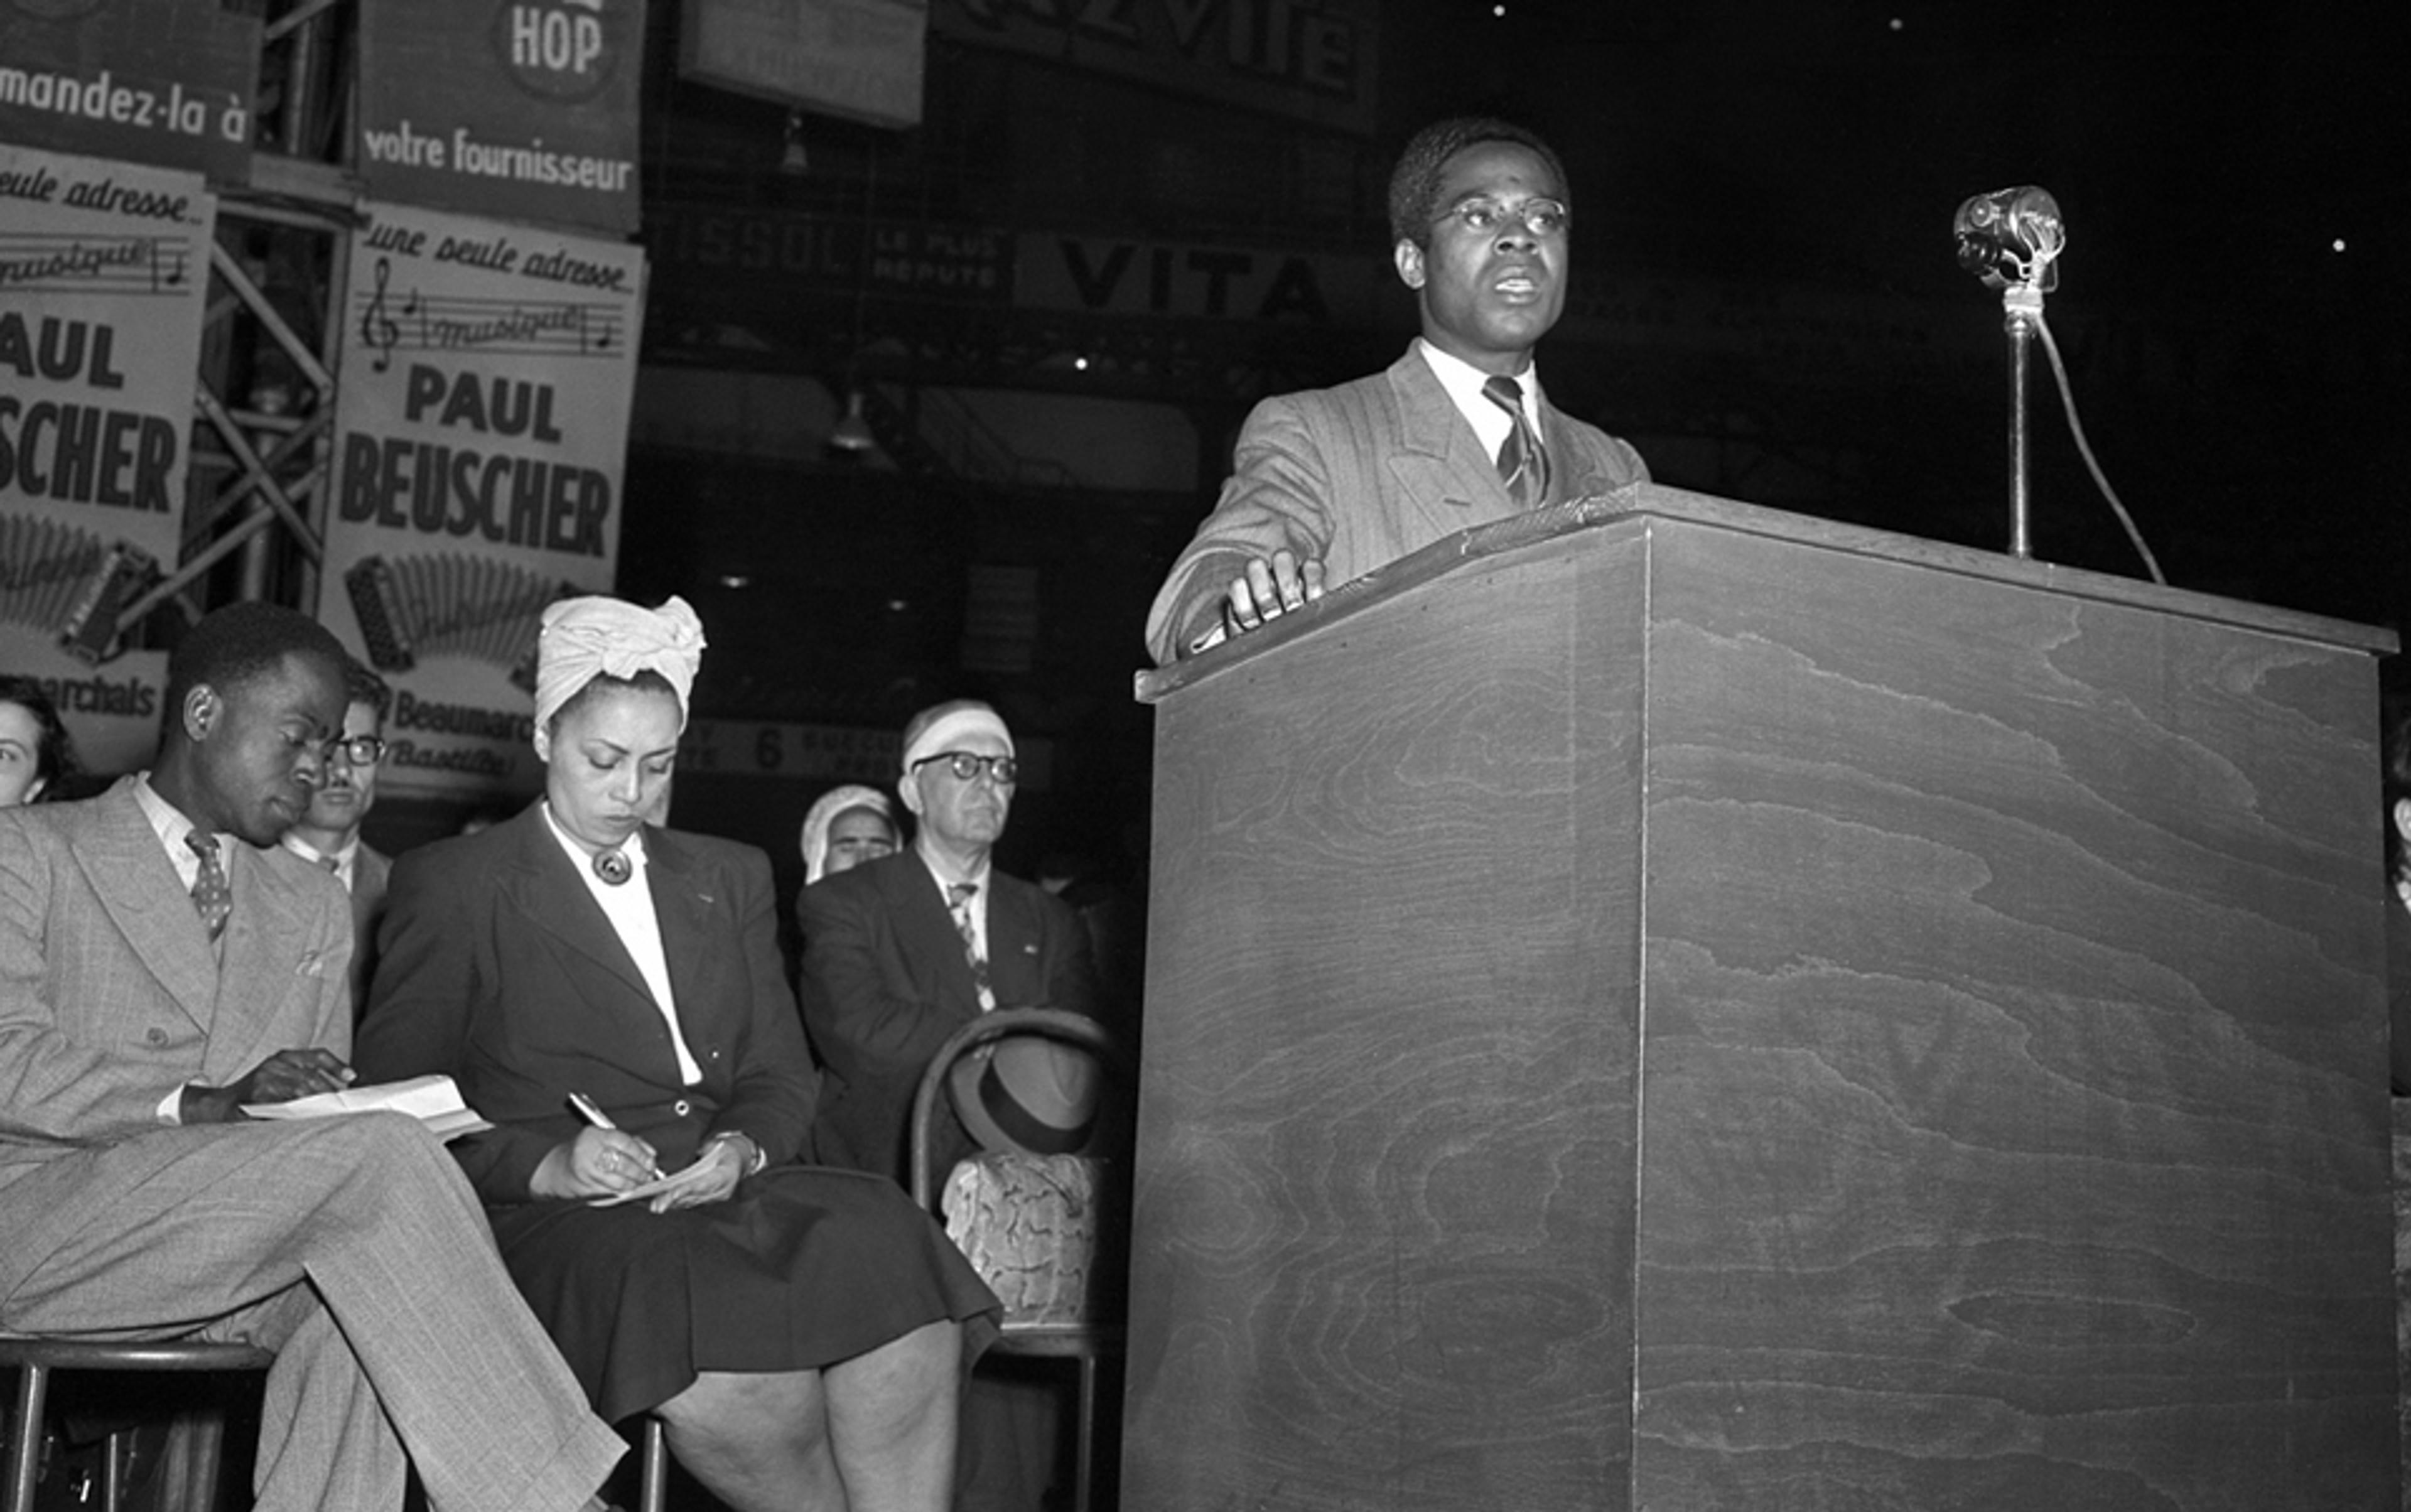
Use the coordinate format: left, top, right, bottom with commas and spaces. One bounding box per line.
488, 1163, 1001, 1423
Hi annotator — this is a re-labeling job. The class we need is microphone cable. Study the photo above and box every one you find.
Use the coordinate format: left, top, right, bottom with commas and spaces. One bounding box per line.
2028, 309, 2167, 586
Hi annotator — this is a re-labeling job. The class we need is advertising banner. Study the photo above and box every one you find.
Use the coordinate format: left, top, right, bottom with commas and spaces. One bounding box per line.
1017, 229, 1378, 325
932, 0, 1376, 136
323, 201, 646, 801
679, 0, 925, 129
679, 718, 1052, 791
644, 200, 1011, 303
0, 144, 211, 780
0, 0, 259, 182
358, 0, 646, 235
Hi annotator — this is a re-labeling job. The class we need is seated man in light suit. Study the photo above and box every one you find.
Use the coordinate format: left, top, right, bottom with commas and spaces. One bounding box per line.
0, 601, 625, 1512
1145, 115, 1649, 664
278, 654, 394, 1013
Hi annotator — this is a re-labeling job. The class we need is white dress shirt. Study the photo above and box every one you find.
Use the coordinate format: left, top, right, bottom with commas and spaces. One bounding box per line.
542, 805, 703, 1086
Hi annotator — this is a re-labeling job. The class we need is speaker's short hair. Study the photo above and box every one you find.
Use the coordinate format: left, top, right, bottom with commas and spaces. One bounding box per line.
1388, 116, 1570, 251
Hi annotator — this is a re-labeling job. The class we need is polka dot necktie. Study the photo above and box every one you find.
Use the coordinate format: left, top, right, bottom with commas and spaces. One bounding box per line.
186, 833, 232, 941
1482, 374, 1550, 508
947, 882, 996, 1012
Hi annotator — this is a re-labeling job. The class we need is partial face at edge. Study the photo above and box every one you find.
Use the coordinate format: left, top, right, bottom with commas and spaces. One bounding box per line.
823, 805, 899, 877
298, 698, 384, 834
0, 701, 47, 807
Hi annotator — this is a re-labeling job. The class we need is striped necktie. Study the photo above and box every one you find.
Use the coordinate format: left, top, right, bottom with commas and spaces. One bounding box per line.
1482, 374, 1549, 507
186, 833, 232, 941
947, 882, 996, 1012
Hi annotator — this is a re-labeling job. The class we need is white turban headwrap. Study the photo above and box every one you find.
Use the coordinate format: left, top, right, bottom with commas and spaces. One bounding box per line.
799, 784, 895, 885
534, 595, 707, 733
901, 705, 1013, 780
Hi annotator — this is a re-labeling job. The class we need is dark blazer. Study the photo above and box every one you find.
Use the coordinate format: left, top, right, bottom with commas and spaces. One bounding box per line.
2389, 895, 2410, 1096
797, 850, 1099, 1183
347, 841, 391, 1014
1145, 342, 1649, 661
356, 803, 815, 1202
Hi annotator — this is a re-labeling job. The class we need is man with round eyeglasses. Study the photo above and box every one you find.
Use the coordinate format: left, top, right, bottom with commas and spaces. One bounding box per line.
798, 698, 1099, 1185
279, 655, 394, 1014
1144, 114, 1650, 664
798, 699, 1104, 1512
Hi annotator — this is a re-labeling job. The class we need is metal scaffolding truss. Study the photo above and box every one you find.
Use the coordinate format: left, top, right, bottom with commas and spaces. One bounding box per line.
99, 1, 359, 652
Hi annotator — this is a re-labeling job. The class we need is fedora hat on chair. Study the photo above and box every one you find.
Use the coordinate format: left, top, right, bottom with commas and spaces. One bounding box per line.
949, 1033, 1101, 1155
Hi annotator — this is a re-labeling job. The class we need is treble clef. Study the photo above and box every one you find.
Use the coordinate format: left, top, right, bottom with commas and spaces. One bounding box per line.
361, 256, 401, 373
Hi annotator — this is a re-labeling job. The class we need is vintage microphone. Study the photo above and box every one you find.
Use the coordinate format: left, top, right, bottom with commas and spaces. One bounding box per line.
1953, 186, 2063, 559
1953, 187, 2164, 583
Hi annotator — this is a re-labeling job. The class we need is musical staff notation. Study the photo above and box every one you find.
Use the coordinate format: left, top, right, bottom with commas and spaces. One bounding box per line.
356, 256, 622, 372
0, 233, 190, 296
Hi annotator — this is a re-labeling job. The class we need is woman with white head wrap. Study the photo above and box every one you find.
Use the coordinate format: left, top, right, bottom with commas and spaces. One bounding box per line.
359, 595, 998, 1512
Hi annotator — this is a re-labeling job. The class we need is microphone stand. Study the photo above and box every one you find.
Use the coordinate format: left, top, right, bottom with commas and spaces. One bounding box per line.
1955, 185, 2063, 563
2000, 282, 2044, 560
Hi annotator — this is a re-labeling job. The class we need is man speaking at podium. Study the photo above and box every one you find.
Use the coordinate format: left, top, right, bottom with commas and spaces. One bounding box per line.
1144, 116, 1649, 665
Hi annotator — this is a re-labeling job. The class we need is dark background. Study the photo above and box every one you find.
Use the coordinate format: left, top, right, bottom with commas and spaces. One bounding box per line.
591, 0, 2405, 894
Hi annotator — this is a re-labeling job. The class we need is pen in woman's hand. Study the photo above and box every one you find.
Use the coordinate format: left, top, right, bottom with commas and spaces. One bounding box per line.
566, 1092, 663, 1180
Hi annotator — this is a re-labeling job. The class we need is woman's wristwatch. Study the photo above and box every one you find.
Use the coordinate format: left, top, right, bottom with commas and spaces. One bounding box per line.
700, 1131, 767, 1176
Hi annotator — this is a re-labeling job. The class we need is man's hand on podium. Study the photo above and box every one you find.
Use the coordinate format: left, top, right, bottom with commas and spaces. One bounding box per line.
1211, 549, 1327, 650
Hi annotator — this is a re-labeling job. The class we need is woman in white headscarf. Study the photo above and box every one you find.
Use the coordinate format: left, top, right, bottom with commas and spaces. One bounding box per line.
358, 596, 996, 1512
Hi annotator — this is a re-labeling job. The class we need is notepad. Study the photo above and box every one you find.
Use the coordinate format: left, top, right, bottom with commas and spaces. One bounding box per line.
243, 1073, 494, 1142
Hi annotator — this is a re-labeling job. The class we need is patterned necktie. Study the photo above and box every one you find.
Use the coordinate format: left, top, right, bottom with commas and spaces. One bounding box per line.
186, 832, 232, 941
947, 882, 996, 1012
1482, 374, 1549, 507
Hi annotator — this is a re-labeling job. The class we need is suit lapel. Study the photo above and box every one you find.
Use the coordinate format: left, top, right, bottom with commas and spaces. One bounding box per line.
982, 877, 1047, 1006
350, 846, 391, 937
495, 809, 655, 1009
1536, 400, 1622, 504
202, 845, 323, 1082
1383, 348, 1515, 538
646, 831, 721, 1026
887, 856, 984, 1012
78, 782, 218, 1030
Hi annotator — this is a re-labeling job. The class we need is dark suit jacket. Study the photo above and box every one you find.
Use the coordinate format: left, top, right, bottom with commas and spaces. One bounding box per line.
0, 777, 352, 1200
355, 803, 815, 1202
347, 842, 391, 1015
1145, 341, 1649, 661
798, 850, 1099, 1183
2389, 895, 2410, 1096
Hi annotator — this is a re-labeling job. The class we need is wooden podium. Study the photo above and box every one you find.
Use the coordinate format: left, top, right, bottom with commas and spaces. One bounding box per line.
1126, 487, 2399, 1511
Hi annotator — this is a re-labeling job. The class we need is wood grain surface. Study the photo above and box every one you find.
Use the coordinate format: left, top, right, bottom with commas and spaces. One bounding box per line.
1632, 521, 2392, 1511
1128, 499, 2396, 1511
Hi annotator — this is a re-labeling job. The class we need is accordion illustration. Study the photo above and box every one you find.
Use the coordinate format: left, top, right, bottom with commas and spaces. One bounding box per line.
0, 514, 158, 665
344, 553, 574, 690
